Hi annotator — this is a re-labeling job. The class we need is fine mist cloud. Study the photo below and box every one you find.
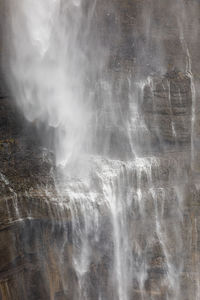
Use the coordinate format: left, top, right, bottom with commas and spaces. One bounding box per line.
4, 0, 109, 166
4, 0, 200, 167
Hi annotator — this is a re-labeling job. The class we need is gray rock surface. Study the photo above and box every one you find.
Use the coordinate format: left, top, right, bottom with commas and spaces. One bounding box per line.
1, 0, 200, 299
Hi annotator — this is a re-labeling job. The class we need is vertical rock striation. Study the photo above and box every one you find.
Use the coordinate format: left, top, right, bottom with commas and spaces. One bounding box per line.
1, 0, 200, 299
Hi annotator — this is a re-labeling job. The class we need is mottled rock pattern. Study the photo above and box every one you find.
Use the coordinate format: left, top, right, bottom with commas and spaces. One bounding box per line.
142, 71, 193, 146
1, 0, 200, 299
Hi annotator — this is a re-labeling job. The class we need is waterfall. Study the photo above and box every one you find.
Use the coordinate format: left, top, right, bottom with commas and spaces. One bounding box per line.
2, 0, 200, 299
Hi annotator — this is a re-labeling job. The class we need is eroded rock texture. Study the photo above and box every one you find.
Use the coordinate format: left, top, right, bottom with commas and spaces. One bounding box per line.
1, 0, 200, 299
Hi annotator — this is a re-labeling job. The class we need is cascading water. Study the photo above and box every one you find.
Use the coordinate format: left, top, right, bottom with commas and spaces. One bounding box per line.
2, 0, 200, 299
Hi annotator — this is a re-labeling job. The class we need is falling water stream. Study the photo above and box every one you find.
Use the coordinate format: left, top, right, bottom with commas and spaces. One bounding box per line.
3, 0, 200, 299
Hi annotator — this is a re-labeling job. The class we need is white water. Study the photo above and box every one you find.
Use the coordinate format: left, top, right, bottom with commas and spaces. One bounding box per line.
4, 0, 199, 299
6, 0, 106, 165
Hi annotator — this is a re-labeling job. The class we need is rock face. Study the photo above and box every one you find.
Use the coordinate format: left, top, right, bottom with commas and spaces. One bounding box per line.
1, 0, 200, 299
142, 72, 193, 147
0, 87, 66, 300
1, 79, 199, 300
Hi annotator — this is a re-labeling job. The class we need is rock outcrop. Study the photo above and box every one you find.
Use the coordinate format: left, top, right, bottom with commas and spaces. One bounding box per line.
1, 0, 200, 299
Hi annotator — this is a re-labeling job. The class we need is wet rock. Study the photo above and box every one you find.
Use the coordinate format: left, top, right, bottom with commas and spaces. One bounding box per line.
142, 72, 193, 146
1, 0, 200, 299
